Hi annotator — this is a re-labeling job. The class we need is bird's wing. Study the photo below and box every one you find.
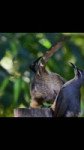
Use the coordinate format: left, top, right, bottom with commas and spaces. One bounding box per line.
55, 88, 68, 117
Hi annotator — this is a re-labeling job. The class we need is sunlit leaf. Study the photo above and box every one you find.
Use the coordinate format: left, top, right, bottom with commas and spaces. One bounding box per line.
39, 38, 51, 48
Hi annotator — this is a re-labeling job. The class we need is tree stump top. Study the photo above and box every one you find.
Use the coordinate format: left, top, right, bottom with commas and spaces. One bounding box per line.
14, 108, 53, 117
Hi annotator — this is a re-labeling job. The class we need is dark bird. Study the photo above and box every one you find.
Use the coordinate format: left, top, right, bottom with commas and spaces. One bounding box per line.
52, 63, 84, 117
29, 36, 70, 108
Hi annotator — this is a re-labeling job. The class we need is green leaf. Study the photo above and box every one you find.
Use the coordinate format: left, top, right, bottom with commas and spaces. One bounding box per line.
0, 77, 9, 91
13, 78, 22, 105
43, 102, 52, 107
10, 41, 18, 55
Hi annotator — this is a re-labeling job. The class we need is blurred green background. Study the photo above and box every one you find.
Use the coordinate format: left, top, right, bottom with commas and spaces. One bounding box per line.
0, 33, 84, 117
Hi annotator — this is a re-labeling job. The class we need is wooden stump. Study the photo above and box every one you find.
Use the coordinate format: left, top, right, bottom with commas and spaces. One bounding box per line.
14, 108, 53, 117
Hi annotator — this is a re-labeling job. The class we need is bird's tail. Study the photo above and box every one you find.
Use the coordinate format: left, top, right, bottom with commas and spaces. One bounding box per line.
38, 36, 71, 74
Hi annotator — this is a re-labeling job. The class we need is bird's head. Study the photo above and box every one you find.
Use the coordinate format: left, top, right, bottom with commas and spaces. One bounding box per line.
29, 56, 42, 73
70, 62, 84, 80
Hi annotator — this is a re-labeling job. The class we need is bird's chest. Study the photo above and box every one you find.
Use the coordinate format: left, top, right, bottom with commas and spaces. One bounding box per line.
65, 86, 81, 113
30, 74, 50, 93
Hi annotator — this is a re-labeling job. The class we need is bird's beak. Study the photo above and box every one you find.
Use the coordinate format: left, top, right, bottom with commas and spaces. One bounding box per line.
29, 56, 42, 70
70, 62, 77, 69
34, 56, 42, 64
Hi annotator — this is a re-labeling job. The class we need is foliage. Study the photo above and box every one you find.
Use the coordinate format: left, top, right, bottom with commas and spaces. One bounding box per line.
0, 33, 84, 117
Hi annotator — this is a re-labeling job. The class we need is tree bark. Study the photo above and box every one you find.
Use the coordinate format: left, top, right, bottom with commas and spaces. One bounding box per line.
14, 108, 53, 117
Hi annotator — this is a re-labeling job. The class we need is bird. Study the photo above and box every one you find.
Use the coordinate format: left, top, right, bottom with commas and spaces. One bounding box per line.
29, 56, 42, 73
29, 36, 70, 108
52, 63, 84, 117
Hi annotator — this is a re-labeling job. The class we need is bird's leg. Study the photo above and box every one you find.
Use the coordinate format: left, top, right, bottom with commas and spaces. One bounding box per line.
51, 90, 58, 112
77, 110, 84, 117
51, 100, 56, 112
65, 111, 75, 117
65, 110, 83, 117
30, 100, 41, 108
